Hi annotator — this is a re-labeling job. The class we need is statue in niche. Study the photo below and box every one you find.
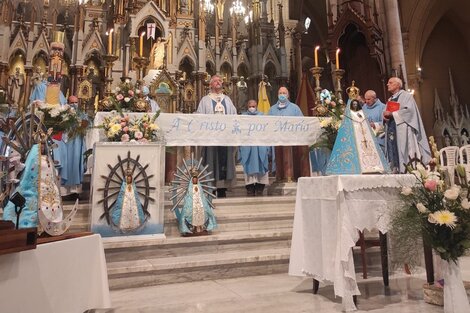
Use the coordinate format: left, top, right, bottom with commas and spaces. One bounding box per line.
29, 66, 47, 103
236, 76, 248, 112
150, 37, 166, 70
7, 67, 25, 108
180, 0, 189, 14
461, 130, 470, 146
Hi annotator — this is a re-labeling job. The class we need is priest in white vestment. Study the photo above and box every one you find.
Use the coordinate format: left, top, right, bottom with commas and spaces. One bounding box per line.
383, 77, 431, 173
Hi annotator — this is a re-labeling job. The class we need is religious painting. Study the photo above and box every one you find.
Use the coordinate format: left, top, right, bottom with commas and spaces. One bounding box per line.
90, 143, 165, 237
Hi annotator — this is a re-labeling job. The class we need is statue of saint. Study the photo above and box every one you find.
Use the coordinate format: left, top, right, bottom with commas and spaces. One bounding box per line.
180, 0, 189, 14
236, 76, 248, 112
150, 37, 166, 70
7, 67, 25, 108
461, 130, 470, 146
112, 168, 149, 233
29, 66, 47, 103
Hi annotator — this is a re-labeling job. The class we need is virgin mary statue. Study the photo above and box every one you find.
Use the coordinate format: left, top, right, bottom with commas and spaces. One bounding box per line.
111, 168, 149, 232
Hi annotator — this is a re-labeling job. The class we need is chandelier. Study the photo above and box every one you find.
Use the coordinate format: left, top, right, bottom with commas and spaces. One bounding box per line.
229, 0, 246, 16
203, 0, 215, 14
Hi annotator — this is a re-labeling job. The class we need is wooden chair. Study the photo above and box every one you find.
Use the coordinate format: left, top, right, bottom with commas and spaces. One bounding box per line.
356, 229, 389, 286
440, 146, 459, 185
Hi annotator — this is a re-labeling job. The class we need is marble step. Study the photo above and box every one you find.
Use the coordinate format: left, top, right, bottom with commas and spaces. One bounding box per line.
104, 229, 292, 261
106, 246, 291, 290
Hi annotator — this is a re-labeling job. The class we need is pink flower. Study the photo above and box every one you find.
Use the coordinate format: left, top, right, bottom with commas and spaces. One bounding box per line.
120, 122, 126, 127
121, 134, 130, 142
116, 94, 124, 101
134, 131, 143, 139
123, 126, 129, 132
330, 101, 336, 107
138, 138, 148, 143
424, 179, 438, 191
128, 90, 134, 96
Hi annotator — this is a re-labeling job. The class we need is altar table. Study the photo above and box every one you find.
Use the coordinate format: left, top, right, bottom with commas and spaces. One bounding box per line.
288, 174, 416, 311
0, 234, 111, 313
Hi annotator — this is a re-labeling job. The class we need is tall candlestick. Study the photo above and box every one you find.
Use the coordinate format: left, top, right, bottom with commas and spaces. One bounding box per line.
314, 46, 320, 67
335, 48, 340, 70
108, 29, 113, 55
140, 32, 145, 57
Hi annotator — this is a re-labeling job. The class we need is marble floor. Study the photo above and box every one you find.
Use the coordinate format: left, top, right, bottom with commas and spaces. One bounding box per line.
90, 256, 470, 313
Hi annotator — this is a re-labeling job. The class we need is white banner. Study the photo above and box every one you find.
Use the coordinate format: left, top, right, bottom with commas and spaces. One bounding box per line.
160, 113, 322, 146
89, 112, 323, 148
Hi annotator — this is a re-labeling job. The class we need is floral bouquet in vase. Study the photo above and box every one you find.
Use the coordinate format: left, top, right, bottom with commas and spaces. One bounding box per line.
310, 89, 345, 151
99, 112, 161, 143
36, 101, 87, 139
391, 136, 470, 313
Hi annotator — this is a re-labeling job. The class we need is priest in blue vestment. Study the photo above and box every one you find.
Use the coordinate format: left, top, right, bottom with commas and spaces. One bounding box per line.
268, 87, 305, 182
239, 100, 270, 196
196, 75, 237, 198
383, 77, 431, 173
362, 90, 386, 151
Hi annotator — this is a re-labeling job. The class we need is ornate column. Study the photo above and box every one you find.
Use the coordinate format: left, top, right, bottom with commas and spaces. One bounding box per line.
383, 0, 407, 83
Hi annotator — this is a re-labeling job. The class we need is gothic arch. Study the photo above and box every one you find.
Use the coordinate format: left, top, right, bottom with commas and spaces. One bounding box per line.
130, 1, 169, 38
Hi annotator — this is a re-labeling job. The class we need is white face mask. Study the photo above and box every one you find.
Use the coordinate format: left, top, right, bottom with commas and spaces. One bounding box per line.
248, 107, 256, 113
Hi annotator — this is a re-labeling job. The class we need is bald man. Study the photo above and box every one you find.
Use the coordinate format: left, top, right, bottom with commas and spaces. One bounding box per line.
362, 90, 386, 151
268, 87, 306, 182
383, 77, 431, 172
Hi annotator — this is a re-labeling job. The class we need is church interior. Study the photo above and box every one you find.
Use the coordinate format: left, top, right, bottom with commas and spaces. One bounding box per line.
1, 0, 470, 312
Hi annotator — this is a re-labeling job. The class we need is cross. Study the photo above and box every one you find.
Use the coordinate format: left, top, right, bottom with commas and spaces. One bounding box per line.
147, 24, 155, 39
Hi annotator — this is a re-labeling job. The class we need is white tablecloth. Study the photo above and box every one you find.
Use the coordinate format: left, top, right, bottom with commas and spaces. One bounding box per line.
0, 234, 111, 313
288, 174, 416, 311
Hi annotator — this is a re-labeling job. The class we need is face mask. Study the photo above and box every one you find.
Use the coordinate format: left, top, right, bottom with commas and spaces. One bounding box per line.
278, 94, 287, 103
248, 107, 256, 113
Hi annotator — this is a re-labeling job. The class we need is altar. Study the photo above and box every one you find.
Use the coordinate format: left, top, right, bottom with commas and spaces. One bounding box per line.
288, 174, 416, 311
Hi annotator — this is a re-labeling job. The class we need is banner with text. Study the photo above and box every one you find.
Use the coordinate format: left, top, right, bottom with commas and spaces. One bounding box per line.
158, 113, 323, 146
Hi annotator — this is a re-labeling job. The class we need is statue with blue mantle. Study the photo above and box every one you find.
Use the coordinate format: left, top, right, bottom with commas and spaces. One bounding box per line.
325, 87, 390, 175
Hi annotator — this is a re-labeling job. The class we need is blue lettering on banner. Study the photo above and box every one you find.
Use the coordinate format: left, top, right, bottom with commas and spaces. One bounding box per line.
247, 122, 268, 136
232, 120, 241, 134
187, 119, 194, 132
168, 117, 181, 132
274, 120, 310, 132
200, 120, 226, 131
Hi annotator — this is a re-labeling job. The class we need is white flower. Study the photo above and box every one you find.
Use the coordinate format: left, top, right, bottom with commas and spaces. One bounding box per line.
427, 171, 441, 182
135, 89, 141, 94
49, 108, 61, 117
444, 188, 459, 200
115, 87, 121, 92
320, 119, 331, 128
124, 97, 130, 102
461, 198, 470, 210
125, 79, 130, 83
134, 131, 143, 139
428, 213, 438, 224
401, 186, 413, 196
416, 203, 428, 213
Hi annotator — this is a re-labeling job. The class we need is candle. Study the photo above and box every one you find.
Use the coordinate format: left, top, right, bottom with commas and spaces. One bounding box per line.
108, 29, 113, 55
139, 32, 145, 57
314, 46, 320, 67
335, 48, 340, 70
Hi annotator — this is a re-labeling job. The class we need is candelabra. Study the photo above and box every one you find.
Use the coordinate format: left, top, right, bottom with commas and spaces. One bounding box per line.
133, 56, 150, 81
309, 66, 324, 105
103, 54, 119, 96
332, 68, 345, 101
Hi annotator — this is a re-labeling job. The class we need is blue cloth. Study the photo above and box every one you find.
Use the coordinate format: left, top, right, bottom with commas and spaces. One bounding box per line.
310, 147, 331, 175
3, 144, 40, 228
268, 100, 304, 117
176, 181, 217, 234
325, 100, 390, 175
362, 99, 386, 149
239, 110, 270, 176
29, 80, 47, 102
110, 181, 148, 232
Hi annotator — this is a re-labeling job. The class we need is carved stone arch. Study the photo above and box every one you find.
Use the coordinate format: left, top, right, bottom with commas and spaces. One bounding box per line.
218, 48, 232, 72
220, 62, 232, 81
262, 44, 281, 78
130, 1, 170, 38
31, 32, 50, 62
8, 49, 26, 75
176, 37, 197, 70
237, 62, 249, 79
82, 31, 106, 56
32, 50, 49, 74
8, 32, 27, 62
206, 59, 216, 76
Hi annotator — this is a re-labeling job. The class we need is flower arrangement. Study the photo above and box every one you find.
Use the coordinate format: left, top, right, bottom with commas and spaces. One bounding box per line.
99, 112, 161, 142
33, 101, 82, 134
390, 137, 470, 264
109, 79, 144, 112
310, 89, 345, 151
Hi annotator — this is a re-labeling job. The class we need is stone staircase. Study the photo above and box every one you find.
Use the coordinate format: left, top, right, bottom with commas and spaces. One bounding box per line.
61, 166, 297, 290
